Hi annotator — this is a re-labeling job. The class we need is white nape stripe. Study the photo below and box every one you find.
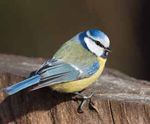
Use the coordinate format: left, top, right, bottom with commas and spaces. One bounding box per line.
84, 37, 104, 56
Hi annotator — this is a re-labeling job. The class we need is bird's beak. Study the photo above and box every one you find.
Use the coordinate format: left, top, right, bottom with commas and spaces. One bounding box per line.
105, 47, 111, 52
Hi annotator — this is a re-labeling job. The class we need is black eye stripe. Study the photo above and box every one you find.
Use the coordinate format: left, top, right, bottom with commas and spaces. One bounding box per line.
87, 36, 106, 49
95, 41, 104, 48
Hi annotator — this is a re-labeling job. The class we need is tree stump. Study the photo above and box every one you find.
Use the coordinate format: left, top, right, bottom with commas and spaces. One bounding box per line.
0, 54, 150, 124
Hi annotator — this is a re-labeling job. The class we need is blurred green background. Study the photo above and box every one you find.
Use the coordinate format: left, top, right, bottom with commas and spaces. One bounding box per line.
0, 0, 150, 80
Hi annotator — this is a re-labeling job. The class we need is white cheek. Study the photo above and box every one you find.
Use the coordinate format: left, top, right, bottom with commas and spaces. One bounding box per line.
84, 37, 104, 56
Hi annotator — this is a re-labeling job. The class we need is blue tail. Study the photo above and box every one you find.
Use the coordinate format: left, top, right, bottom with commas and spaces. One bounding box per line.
2, 74, 41, 96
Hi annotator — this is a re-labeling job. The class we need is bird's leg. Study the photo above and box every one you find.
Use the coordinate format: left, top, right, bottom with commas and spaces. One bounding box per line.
74, 92, 95, 113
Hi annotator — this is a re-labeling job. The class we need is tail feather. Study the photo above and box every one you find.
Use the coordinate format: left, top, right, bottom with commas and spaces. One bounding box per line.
3, 74, 41, 96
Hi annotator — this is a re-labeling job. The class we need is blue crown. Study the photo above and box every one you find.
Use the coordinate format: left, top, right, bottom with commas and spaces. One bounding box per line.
88, 29, 106, 39
78, 29, 109, 50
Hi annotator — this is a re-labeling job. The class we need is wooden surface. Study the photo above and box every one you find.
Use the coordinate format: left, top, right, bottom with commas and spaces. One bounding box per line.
0, 54, 150, 124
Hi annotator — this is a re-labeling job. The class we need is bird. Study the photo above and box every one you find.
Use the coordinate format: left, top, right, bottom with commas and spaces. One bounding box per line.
0, 29, 110, 112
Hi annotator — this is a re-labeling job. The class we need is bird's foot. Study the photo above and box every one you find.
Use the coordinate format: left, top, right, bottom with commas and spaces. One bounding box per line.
73, 92, 95, 113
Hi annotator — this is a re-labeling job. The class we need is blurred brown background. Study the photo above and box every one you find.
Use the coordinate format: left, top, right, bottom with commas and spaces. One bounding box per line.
0, 0, 150, 80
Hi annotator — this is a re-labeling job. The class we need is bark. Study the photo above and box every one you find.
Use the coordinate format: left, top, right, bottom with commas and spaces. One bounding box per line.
0, 54, 150, 124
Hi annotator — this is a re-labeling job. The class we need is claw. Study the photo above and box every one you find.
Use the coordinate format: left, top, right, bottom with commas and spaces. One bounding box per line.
74, 92, 95, 113
77, 99, 86, 113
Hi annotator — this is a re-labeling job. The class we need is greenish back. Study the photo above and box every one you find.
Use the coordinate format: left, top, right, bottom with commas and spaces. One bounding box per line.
53, 40, 99, 77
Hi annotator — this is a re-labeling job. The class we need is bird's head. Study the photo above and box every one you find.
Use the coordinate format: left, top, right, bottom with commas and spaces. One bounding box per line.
78, 29, 111, 58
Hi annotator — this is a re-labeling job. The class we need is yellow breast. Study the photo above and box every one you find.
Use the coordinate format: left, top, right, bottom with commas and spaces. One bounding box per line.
50, 57, 106, 93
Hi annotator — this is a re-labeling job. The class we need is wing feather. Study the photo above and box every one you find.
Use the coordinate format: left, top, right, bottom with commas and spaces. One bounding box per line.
31, 40, 100, 91
31, 60, 80, 90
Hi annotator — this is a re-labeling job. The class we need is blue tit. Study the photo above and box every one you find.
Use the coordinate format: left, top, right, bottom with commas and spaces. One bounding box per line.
1, 29, 111, 100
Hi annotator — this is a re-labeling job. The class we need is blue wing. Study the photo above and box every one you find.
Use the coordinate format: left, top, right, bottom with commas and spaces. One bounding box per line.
2, 74, 41, 96
0, 58, 99, 96
1, 39, 100, 95
31, 59, 100, 90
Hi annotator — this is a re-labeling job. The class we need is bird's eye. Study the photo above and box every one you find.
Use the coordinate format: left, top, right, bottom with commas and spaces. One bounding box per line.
95, 41, 104, 48
86, 36, 105, 49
